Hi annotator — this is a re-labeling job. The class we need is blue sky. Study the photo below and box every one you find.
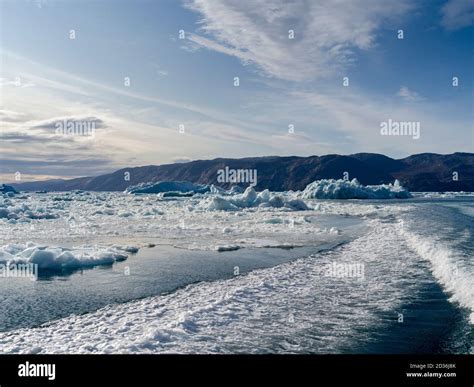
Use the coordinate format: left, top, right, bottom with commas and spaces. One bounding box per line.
0, 0, 473, 181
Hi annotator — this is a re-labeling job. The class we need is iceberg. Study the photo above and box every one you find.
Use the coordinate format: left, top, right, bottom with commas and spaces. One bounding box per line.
125, 181, 210, 195
0, 242, 139, 273
200, 186, 309, 211
215, 244, 240, 252
300, 178, 412, 199
0, 184, 18, 195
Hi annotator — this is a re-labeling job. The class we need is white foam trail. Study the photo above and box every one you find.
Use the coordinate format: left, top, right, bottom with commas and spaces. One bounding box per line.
0, 219, 418, 354
397, 220, 474, 324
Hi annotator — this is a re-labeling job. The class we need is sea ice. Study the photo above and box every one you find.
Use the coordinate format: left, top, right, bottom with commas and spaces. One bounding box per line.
300, 178, 412, 199
125, 181, 210, 195
0, 243, 139, 272
200, 187, 309, 211
0, 184, 18, 195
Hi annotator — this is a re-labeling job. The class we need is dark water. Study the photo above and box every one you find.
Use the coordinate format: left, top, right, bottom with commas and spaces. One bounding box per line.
358, 197, 473, 354
0, 244, 339, 332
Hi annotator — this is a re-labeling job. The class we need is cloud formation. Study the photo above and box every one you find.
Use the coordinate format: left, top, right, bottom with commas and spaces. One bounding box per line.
441, 0, 474, 30
185, 0, 414, 81
30, 116, 106, 132
397, 86, 423, 102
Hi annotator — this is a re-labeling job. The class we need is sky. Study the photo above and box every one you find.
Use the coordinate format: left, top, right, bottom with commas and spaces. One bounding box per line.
0, 0, 473, 182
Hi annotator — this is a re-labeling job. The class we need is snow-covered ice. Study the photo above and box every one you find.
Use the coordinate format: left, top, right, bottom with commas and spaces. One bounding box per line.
1, 186, 377, 253
301, 178, 412, 199
200, 186, 309, 211
0, 242, 139, 272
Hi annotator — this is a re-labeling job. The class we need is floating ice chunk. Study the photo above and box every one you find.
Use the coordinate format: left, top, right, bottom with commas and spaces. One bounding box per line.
125, 181, 210, 195
215, 245, 240, 252
161, 191, 195, 198
260, 217, 284, 224
240, 238, 298, 249
140, 207, 164, 216
268, 195, 285, 208
229, 186, 244, 194
118, 211, 134, 217
210, 184, 225, 194
256, 189, 271, 201
93, 208, 116, 216
284, 198, 310, 210
0, 184, 18, 195
200, 186, 309, 211
0, 199, 59, 220
115, 245, 139, 253
241, 186, 258, 205
0, 243, 139, 273
300, 178, 412, 199
205, 196, 239, 211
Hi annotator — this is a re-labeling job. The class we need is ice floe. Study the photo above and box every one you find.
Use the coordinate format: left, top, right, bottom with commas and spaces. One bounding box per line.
0, 188, 401, 253
200, 187, 309, 211
301, 178, 412, 199
0, 242, 139, 273
0, 184, 18, 195
125, 181, 210, 195
0, 197, 60, 221
214, 244, 240, 252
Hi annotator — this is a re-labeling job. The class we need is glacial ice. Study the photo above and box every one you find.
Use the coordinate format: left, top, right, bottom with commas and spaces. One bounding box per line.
0, 242, 139, 272
200, 187, 309, 211
125, 181, 210, 195
125, 178, 411, 202
215, 244, 240, 252
300, 178, 412, 199
0, 197, 59, 220
0, 184, 18, 195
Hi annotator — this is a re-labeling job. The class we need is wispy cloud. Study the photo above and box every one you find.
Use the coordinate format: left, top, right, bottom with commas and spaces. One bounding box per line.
0, 109, 30, 123
441, 0, 474, 30
30, 116, 107, 132
0, 77, 35, 88
185, 0, 415, 81
397, 86, 423, 102
291, 87, 471, 155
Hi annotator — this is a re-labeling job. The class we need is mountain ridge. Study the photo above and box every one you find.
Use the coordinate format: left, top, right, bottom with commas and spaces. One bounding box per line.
9, 152, 474, 192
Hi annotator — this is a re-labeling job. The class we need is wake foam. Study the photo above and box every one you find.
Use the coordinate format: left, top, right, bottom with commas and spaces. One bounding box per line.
0, 219, 418, 354
397, 220, 474, 324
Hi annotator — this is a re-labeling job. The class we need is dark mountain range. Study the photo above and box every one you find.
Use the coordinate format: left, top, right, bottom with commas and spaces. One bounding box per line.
9, 152, 474, 192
